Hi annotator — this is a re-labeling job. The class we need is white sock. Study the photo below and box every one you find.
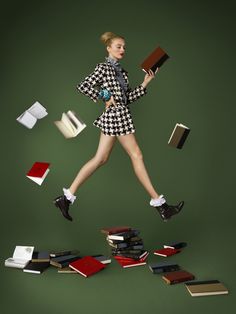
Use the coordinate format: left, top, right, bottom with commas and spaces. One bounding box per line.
63, 188, 76, 204
150, 194, 166, 207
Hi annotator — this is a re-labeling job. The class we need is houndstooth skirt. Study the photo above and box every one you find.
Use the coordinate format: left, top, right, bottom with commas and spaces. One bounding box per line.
93, 104, 135, 136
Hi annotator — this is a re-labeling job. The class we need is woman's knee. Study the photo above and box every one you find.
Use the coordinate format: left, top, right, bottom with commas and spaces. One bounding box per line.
130, 148, 143, 161
93, 154, 110, 166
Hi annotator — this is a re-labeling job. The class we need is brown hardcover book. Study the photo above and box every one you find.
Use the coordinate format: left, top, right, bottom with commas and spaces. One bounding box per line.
58, 267, 77, 273
168, 123, 190, 149
101, 226, 131, 235
141, 46, 169, 73
162, 270, 195, 285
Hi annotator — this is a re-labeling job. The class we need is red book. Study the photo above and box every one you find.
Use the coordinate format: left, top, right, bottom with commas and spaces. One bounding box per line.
26, 162, 50, 185
114, 256, 147, 268
141, 46, 169, 73
114, 252, 149, 262
100, 226, 131, 235
69, 256, 105, 277
153, 248, 181, 257
162, 270, 195, 285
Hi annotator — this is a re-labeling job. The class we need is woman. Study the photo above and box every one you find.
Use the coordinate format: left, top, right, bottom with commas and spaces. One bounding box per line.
54, 32, 184, 222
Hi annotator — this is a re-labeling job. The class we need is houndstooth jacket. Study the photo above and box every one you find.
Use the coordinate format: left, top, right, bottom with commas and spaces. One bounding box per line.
76, 61, 147, 106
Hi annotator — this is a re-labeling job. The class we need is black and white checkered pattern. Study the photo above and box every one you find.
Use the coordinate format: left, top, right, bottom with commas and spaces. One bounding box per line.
77, 61, 147, 136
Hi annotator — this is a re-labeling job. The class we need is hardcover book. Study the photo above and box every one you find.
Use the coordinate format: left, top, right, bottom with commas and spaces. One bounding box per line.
114, 256, 147, 268
163, 242, 187, 250
50, 254, 81, 268
58, 267, 77, 273
101, 226, 131, 235
92, 255, 112, 264
31, 251, 50, 262
148, 262, 180, 274
154, 248, 181, 257
50, 249, 79, 258
16, 101, 48, 129
69, 256, 105, 277
112, 250, 148, 260
107, 229, 140, 241
162, 270, 195, 285
54, 110, 86, 138
5, 246, 34, 269
168, 123, 190, 149
23, 262, 50, 274
141, 46, 169, 73
26, 162, 50, 185
185, 280, 229, 297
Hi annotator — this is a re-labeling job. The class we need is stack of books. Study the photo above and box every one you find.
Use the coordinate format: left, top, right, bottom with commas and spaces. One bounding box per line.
101, 226, 149, 268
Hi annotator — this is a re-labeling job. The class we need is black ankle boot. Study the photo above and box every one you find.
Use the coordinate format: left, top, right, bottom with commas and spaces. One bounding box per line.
54, 195, 73, 221
156, 201, 184, 222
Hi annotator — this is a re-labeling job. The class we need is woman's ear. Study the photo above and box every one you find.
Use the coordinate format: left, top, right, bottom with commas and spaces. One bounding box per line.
106, 45, 110, 53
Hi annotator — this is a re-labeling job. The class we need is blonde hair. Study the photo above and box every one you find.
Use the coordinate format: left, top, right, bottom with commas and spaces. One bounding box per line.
100, 32, 125, 47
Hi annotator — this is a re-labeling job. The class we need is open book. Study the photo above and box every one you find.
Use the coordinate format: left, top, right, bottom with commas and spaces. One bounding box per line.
16, 101, 48, 129
54, 110, 86, 138
5, 246, 34, 269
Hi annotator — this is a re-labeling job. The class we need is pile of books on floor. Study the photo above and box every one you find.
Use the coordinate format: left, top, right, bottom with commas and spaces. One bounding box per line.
148, 241, 229, 297
4, 246, 111, 277
101, 226, 149, 268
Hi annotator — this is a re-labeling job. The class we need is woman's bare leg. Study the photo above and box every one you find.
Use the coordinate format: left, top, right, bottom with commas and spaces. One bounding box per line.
117, 133, 160, 199
69, 132, 116, 195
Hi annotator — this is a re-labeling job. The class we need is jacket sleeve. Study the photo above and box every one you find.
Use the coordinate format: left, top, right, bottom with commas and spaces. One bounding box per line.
76, 64, 104, 103
126, 85, 147, 104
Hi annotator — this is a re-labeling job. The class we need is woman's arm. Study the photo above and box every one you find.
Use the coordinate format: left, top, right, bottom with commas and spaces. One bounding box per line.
76, 64, 104, 103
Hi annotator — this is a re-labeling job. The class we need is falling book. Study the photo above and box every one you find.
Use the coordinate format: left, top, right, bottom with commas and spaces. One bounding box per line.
16, 101, 48, 129
185, 280, 229, 297
54, 110, 86, 138
168, 123, 190, 149
26, 162, 50, 185
154, 248, 181, 257
141, 46, 169, 73
5, 246, 34, 269
162, 270, 195, 285
23, 262, 50, 274
69, 256, 105, 277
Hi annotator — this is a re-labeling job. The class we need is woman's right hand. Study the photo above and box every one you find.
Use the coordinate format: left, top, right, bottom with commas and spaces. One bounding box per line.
105, 95, 116, 108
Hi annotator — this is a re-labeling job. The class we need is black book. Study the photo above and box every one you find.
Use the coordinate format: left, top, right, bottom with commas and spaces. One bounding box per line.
50, 255, 81, 268
168, 123, 190, 149
32, 251, 50, 262
23, 262, 50, 274
149, 262, 180, 274
50, 249, 79, 257
163, 242, 187, 250
112, 250, 148, 260
107, 236, 142, 244
107, 229, 140, 241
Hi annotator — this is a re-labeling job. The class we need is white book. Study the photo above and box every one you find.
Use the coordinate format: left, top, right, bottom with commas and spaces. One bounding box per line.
54, 110, 86, 138
5, 246, 34, 269
16, 101, 48, 129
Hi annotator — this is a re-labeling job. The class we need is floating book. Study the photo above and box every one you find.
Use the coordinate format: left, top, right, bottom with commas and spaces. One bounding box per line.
141, 46, 169, 73
149, 262, 180, 274
26, 162, 50, 185
168, 123, 190, 149
162, 270, 195, 285
69, 256, 105, 277
185, 280, 229, 297
154, 248, 181, 257
54, 110, 86, 138
163, 242, 187, 250
23, 262, 50, 274
16, 101, 48, 129
5, 246, 34, 269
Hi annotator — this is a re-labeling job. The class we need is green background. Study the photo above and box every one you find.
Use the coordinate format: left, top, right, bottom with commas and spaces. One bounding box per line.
1, 0, 235, 313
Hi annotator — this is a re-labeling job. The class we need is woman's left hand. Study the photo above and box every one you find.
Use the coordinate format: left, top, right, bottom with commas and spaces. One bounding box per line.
142, 68, 159, 88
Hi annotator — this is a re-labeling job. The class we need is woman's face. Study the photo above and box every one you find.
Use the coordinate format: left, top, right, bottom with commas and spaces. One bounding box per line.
107, 38, 125, 61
